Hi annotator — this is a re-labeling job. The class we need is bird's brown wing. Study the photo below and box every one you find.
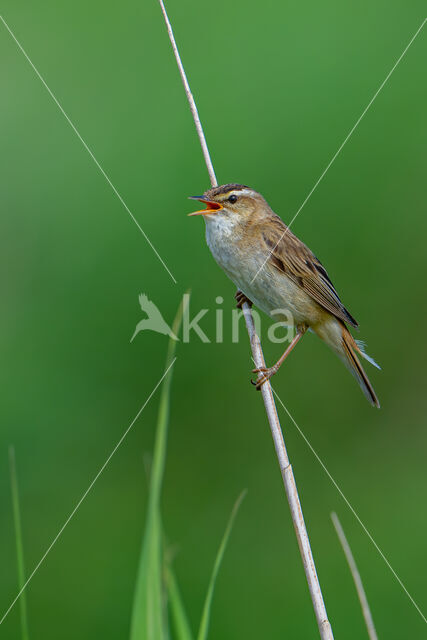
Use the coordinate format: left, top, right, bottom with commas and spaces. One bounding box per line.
261, 216, 358, 328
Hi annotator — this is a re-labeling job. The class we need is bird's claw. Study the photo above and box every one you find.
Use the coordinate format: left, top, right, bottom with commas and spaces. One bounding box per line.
235, 290, 253, 309
251, 366, 276, 390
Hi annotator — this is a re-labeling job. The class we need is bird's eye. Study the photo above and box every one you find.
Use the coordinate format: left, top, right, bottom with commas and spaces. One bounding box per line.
228, 194, 238, 204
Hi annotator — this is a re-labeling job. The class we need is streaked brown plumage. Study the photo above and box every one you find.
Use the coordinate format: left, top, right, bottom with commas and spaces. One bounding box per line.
189, 183, 380, 407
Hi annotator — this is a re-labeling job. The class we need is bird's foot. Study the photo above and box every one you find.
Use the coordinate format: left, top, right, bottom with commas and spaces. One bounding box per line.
251, 366, 278, 391
235, 290, 253, 309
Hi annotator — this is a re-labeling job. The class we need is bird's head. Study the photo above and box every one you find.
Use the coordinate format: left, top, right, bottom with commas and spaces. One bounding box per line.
188, 184, 271, 224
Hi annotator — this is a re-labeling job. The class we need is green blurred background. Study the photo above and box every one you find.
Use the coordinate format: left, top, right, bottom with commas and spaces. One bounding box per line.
0, 0, 426, 637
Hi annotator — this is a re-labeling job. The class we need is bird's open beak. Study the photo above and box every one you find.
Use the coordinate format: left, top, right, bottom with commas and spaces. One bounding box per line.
187, 196, 223, 216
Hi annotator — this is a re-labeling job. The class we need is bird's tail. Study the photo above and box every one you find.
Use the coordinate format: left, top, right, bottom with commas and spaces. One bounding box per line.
314, 319, 380, 408
340, 326, 380, 408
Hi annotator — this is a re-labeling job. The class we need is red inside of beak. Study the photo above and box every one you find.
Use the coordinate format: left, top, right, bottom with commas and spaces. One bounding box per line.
188, 200, 223, 216
205, 201, 222, 211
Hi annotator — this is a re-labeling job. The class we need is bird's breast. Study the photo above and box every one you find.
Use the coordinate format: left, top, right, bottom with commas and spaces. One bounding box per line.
205, 216, 322, 325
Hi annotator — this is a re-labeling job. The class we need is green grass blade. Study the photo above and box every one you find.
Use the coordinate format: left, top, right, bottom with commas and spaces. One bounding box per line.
130, 295, 188, 640
197, 491, 246, 640
165, 563, 194, 640
9, 446, 30, 640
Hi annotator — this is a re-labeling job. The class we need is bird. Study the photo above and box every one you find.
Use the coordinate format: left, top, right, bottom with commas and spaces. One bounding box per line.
188, 183, 380, 407
131, 293, 179, 342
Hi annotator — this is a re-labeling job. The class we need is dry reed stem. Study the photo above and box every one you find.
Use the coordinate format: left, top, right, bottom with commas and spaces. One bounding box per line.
331, 512, 378, 640
157, 1, 334, 637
